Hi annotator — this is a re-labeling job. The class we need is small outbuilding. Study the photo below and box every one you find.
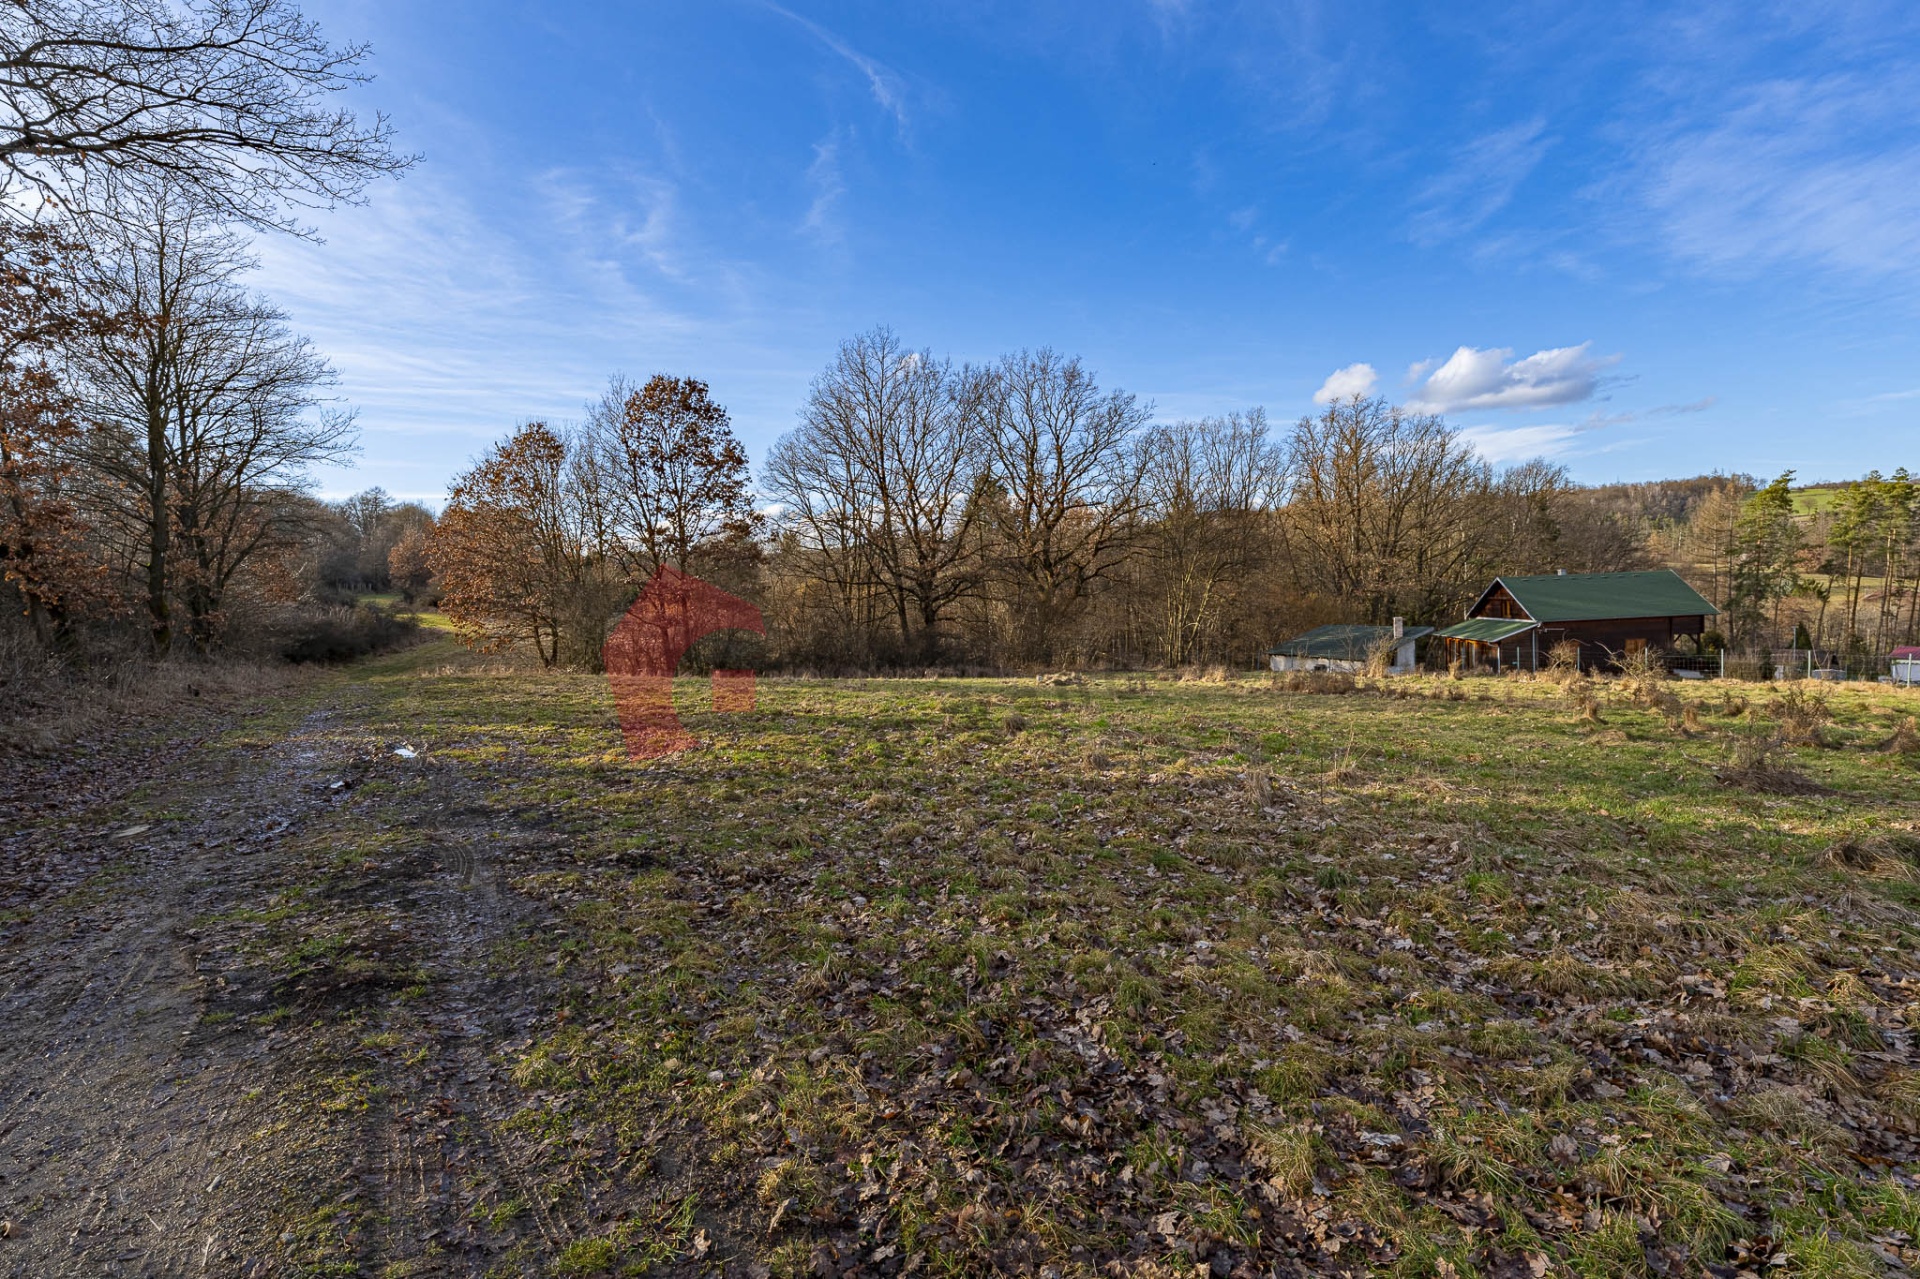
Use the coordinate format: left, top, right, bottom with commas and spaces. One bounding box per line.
1269, 619, 1432, 675
1893, 646, 1920, 686
1433, 569, 1718, 672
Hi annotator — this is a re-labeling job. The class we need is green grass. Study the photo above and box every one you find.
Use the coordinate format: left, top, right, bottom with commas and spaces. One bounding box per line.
159, 642, 1920, 1274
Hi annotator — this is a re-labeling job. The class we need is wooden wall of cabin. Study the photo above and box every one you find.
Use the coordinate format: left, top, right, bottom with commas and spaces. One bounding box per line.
1538, 616, 1709, 668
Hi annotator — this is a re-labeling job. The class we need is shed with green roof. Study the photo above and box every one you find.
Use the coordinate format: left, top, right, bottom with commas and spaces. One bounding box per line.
1268, 620, 1433, 674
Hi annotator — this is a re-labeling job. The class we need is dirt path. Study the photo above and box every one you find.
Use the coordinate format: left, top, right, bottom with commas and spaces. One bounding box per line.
0, 685, 574, 1277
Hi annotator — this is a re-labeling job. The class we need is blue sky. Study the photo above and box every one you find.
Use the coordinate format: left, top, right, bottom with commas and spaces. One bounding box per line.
257, 1, 1920, 502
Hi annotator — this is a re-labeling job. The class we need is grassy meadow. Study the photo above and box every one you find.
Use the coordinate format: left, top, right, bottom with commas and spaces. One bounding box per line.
196, 639, 1920, 1276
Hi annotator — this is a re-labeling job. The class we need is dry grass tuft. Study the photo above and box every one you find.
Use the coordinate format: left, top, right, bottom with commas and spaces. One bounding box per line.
1821, 831, 1920, 879
1002, 711, 1028, 734
1243, 765, 1273, 807
1768, 683, 1833, 747
1879, 715, 1920, 755
1246, 1123, 1321, 1197
1714, 732, 1831, 795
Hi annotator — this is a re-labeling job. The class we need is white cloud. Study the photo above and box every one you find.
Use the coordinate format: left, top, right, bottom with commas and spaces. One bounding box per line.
1457, 424, 1581, 464
1407, 342, 1615, 412
1313, 362, 1378, 404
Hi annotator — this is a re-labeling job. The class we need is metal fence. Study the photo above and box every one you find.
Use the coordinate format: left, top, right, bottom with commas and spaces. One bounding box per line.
1659, 649, 1916, 684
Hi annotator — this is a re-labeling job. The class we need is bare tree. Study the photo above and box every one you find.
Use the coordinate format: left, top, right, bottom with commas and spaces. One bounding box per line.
768, 328, 990, 663
983, 348, 1149, 665
1139, 410, 1285, 666
73, 189, 351, 652
0, 0, 408, 232
1279, 396, 1489, 623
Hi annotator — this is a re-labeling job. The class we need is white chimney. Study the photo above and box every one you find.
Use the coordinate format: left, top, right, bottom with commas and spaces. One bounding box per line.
1392, 615, 1404, 639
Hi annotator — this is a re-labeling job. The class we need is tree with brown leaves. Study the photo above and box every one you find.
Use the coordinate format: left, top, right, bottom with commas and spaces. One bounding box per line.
585, 373, 756, 583
0, 222, 110, 644
429, 422, 613, 666
386, 522, 432, 605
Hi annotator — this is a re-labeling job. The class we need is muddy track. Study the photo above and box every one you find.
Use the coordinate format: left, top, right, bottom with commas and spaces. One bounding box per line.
0, 694, 571, 1277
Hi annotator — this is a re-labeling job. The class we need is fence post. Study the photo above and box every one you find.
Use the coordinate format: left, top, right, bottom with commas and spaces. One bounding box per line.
1719, 649, 1726, 680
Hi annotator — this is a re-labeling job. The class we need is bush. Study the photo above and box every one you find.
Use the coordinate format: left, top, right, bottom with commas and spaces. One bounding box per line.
1545, 640, 1583, 681
1278, 669, 1356, 694
1768, 684, 1833, 746
275, 604, 421, 664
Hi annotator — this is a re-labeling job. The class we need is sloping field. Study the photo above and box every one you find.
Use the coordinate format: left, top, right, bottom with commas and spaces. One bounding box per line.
3, 643, 1917, 1278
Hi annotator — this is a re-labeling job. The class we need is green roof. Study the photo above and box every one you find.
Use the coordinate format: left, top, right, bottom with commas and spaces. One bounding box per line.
1477, 570, 1718, 623
1269, 623, 1433, 660
1434, 618, 1537, 643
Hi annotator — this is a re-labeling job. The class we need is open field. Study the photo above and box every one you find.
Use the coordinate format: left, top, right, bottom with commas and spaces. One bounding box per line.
3, 642, 1919, 1278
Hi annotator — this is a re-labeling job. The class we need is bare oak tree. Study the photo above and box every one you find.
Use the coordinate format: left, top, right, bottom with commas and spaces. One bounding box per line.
0, 0, 408, 231
769, 327, 990, 662
983, 348, 1149, 664
1279, 395, 1489, 623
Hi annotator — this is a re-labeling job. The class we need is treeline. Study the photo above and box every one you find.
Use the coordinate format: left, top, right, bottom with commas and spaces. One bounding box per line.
427, 328, 1647, 672
1636, 471, 1920, 658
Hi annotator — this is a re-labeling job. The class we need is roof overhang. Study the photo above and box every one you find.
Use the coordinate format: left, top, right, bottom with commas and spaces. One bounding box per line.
1434, 618, 1537, 644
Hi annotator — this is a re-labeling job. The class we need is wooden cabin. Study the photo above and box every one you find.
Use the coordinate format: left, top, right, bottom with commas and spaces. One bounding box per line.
1433, 570, 1717, 672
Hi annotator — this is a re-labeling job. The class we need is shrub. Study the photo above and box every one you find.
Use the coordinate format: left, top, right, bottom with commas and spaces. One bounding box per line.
275, 605, 421, 664
1278, 669, 1355, 694
1768, 684, 1832, 746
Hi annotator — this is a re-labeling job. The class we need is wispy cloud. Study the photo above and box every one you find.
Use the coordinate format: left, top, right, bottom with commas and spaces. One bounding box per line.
1637, 72, 1920, 280
1458, 395, 1689, 464
1407, 342, 1616, 412
1409, 118, 1552, 245
1313, 362, 1378, 404
248, 169, 767, 500
801, 134, 846, 243
758, 2, 911, 132
1457, 423, 1582, 464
